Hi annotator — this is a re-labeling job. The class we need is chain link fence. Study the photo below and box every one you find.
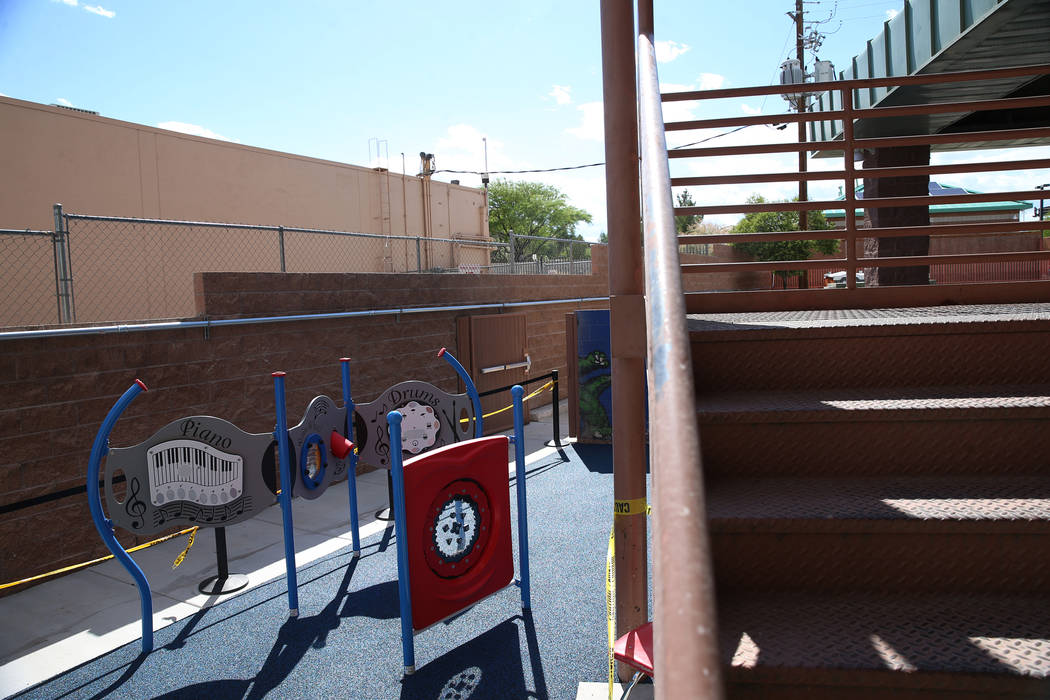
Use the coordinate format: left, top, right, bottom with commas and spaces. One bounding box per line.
491, 231, 596, 275
0, 211, 605, 328
0, 229, 65, 327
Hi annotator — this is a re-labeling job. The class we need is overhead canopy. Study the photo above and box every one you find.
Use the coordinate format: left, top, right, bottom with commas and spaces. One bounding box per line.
811, 0, 1050, 157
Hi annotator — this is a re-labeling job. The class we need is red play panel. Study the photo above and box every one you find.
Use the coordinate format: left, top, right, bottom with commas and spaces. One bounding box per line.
402, 435, 513, 631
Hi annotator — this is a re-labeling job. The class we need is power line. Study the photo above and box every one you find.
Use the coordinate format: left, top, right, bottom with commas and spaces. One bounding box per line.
670, 124, 755, 150
433, 124, 759, 177
434, 162, 604, 176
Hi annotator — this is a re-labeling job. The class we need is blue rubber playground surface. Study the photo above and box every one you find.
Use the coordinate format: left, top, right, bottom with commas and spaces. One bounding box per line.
12, 443, 624, 700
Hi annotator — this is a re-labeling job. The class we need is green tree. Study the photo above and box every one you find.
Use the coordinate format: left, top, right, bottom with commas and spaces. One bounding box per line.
731, 195, 839, 288
488, 179, 592, 262
675, 189, 703, 234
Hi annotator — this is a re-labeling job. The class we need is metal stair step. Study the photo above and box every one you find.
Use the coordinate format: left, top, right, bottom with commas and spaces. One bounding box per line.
708, 475, 1050, 594
719, 591, 1050, 698
697, 385, 1050, 423
697, 386, 1050, 477
688, 306, 1050, 392
709, 475, 1050, 528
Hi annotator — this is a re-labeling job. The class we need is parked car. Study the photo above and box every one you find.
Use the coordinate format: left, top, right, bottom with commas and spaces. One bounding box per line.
823, 270, 866, 288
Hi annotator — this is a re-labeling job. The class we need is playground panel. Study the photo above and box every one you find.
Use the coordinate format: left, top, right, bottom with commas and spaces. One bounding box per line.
88, 348, 528, 673
402, 435, 514, 631
354, 379, 477, 470
105, 416, 276, 535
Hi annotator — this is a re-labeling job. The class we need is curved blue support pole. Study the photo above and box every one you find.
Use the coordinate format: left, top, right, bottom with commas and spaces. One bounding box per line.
438, 347, 483, 438
340, 358, 361, 557
272, 372, 299, 617
388, 411, 415, 675
87, 379, 153, 653
511, 385, 531, 610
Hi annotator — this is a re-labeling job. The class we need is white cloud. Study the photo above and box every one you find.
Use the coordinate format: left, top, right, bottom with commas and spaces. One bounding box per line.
83, 4, 115, 18
656, 77, 726, 124
55, 97, 74, 107
53, 0, 78, 6
156, 121, 234, 142
424, 122, 608, 239
741, 104, 762, 115
886, 9, 899, 20
655, 40, 690, 64
542, 169, 608, 240
430, 123, 519, 187
565, 101, 604, 142
697, 73, 726, 90
549, 84, 572, 105
671, 123, 800, 226
662, 100, 698, 124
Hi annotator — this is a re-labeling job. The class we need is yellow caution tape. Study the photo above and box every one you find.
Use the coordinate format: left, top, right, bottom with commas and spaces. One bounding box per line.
606, 523, 616, 700
459, 381, 554, 423
606, 499, 650, 697
0, 526, 199, 591
614, 498, 651, 517
171, 527, 198, 569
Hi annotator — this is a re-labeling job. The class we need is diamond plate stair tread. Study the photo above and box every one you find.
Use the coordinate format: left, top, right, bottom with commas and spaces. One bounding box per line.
720, 592, 1050, 682
697, 385, 1050, 423
689, 303, 1050, 333
709, 476, 1050, 532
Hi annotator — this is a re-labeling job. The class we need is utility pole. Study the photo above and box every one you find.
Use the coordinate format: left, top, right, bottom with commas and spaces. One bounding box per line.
794, 0, 809, 235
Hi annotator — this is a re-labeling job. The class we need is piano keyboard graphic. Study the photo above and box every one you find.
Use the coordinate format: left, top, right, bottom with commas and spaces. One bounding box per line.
146, 439, 244, 508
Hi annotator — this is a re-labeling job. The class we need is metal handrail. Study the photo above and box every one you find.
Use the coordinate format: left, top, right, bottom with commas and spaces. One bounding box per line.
680, 220, 1050, 246
662, 62, 1050, 101
637, 1, 723, 697
665, 60, 1050, 310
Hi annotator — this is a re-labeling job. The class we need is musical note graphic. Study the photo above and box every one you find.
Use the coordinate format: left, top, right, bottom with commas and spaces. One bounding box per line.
125, 477, 147, 529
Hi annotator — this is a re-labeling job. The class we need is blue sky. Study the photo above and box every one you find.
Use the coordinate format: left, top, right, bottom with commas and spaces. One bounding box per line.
1, 0, 1043, 239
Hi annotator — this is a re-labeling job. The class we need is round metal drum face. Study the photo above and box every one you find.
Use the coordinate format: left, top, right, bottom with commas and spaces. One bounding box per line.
399, 401, 439, 454
423, 479, 491, 578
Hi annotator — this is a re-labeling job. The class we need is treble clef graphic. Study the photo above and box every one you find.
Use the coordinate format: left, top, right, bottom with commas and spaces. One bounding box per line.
125, 477, 147, 529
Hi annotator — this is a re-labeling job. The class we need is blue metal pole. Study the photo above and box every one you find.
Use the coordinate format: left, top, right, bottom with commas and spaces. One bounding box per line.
388, 411, 415, 675
438, 347, 483, 438
87, 379, 154, 653
511, 385, 531, 610
340, 358, 361, 557
272, 371, 299, 617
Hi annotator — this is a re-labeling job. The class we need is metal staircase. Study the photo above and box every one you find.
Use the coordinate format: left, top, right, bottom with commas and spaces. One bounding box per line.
694, 307, 1050, 697
619, 1, 1050, 697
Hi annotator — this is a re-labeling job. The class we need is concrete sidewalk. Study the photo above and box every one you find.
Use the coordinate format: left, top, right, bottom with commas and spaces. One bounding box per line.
0, 401, 570, 699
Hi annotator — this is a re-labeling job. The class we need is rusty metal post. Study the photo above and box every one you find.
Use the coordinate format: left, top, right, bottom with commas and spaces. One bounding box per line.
638, 2, 724, 698
600, 0, 649, 680
843, 87, 858, 289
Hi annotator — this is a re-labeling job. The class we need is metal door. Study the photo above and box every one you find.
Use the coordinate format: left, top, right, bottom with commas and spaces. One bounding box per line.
457, 313, 530, 433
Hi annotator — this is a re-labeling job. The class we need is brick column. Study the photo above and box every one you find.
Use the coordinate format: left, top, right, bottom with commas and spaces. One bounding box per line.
862, 145, 931, 286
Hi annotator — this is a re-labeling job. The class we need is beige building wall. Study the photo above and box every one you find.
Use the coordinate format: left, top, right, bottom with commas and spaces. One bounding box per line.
0, 97, 492, 326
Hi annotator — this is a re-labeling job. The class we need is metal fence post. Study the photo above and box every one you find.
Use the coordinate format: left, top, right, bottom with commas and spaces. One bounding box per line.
52, 203, 75, 324
415, 237, 422, 272
277, 226, 287, 272
509, 229, 517, 272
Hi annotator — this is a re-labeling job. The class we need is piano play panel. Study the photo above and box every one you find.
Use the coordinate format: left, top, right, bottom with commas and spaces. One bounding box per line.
104, 416, 275, 535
